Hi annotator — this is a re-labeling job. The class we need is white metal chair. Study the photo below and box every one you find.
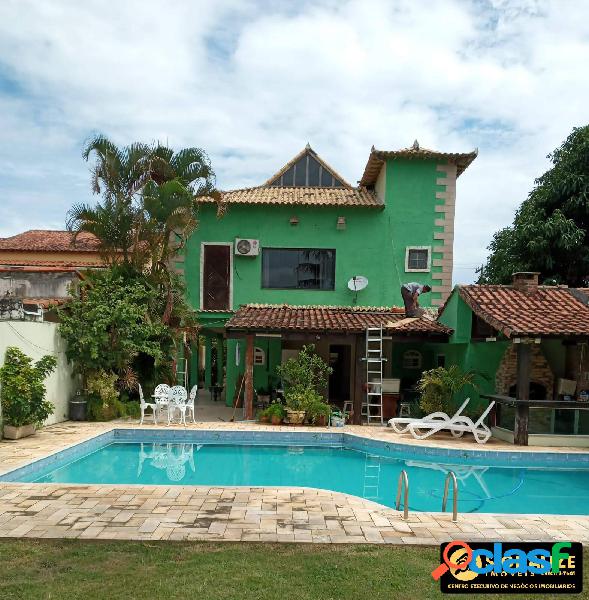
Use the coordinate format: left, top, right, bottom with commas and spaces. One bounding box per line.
153, 383, 171, 421
184, 385, 198, 423
408, 401, 496, 444
389, 398, 471, 435
138, 383, 158, 425
167, 385, 189, 425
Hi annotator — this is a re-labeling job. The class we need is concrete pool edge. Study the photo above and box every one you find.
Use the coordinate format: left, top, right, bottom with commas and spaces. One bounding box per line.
3, 425, 589, 483
1, 423, 589, 544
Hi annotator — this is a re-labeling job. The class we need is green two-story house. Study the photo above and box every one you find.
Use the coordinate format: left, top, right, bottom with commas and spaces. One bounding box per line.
176, 141, 476, 410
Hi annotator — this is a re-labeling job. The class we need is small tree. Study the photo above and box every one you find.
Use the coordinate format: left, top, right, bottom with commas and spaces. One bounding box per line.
0, 347, 57, 427
59, 269, 168, 380
418, 365, 478, 415
276, 344, 332, 410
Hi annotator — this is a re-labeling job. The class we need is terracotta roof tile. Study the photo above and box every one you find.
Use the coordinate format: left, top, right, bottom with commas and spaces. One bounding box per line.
0, 230, 101, 252
455, 285, 589, 338
359, 142, 477, 186
226, 304, 451, 336
201, 186, 380, 208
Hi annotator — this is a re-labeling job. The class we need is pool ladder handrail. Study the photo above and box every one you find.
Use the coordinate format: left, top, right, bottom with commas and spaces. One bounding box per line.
442, 471, 459, 522
395, 470, 409, 520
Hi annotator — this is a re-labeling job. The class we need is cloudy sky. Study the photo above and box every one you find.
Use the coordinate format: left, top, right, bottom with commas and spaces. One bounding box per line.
0, 0, 588, 283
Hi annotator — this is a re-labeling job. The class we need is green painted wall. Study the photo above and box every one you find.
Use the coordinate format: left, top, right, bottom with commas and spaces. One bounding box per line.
385, 159, 446, 302
183, 157, 449, 402
184, 158, 444, 311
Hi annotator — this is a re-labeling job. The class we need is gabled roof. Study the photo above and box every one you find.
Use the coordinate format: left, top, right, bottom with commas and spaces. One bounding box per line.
265, 144, 352, 188
443, 285, 589, 338
212, 186, 380, 207
0, 230, 101, 253
226, 304, 452, 336
359, 140, 478, 186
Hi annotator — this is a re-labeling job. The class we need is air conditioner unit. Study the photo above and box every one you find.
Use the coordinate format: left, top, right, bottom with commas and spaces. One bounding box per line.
234, 238, 260, 256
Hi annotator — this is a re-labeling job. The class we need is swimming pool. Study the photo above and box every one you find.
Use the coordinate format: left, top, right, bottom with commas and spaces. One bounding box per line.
3, 429, 589, 516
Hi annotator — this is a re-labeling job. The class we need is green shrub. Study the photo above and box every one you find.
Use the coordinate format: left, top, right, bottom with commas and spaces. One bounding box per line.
0, 347, 57, 427
277, 345, 332, 411
418, 366, 478, 415
306, 398, 331, 424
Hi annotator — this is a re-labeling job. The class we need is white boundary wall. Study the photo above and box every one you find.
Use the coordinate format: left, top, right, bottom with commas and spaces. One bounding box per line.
0, 321, 78, 426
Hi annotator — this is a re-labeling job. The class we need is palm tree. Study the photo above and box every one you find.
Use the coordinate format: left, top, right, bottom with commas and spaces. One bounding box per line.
67, 136, 151, 268
67, 135, 222, 322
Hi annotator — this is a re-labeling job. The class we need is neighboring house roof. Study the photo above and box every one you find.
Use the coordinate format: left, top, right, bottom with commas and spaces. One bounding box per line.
359, 140, 478, 186
448, 285, 589, 338
226, 304, 452, 336
210, 186, 380, 207
264, 145, 352, 188
0, 230, 101, 252
0, 265, 83, 272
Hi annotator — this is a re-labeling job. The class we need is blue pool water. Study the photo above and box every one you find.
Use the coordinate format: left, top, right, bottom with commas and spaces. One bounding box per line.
17, 441, 589, 515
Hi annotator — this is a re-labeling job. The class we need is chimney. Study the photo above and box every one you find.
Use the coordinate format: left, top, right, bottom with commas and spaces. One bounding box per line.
512, 272, 540, 294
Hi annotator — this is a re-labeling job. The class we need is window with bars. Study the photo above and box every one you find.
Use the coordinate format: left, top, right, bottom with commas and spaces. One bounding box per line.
405, 247, 431, 272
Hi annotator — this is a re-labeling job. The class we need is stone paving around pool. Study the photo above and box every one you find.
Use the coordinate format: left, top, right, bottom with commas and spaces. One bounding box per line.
1, 421, 589, 544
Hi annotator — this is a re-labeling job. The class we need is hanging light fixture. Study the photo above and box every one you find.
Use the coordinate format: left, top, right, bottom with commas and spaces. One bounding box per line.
336, 216, 346, 230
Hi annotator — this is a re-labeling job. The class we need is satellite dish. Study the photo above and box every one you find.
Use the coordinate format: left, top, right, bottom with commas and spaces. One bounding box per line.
348, 275, 368, 292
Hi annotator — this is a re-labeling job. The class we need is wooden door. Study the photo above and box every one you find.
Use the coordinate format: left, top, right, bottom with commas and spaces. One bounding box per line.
202, 244, 231, 310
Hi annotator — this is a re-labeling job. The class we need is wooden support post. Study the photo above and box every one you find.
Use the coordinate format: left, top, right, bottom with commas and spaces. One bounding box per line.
244, 334, 254, 420
514, 342, 531, 445
352, 334, 364, 425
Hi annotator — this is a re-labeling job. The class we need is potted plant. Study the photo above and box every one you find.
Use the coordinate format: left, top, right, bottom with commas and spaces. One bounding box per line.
330, 406, 348, 427
306, 397, 331, 426
276, 344, 332, 426
417, 365, 479, 415
258, 408, 270, 423
266, 402, 286, 425
0, 347, 57, 440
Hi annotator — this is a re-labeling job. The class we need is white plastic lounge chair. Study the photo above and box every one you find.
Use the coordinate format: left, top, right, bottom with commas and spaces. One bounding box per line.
185, 385, 197, 423
167, 385, 188, 425
138, 383, 158, 425
388, 398, 471, 435
408, 401, 496, 444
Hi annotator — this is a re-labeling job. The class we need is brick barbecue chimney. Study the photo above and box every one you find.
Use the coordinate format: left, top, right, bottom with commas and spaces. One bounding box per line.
512, 272, 540, 294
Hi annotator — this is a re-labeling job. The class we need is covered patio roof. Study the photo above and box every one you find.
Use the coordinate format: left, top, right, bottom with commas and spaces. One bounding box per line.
447, 285, 589, 339
225, 304, 452, 338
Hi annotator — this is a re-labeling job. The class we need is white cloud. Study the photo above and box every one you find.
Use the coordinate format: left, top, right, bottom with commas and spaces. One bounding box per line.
0, 0, 587, 282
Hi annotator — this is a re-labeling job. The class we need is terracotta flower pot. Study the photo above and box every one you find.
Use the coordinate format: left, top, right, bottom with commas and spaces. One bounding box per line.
259, 415, 270, 423
314, 415, 327, 427
270, 415, 283, 425
3, 423, 36, 440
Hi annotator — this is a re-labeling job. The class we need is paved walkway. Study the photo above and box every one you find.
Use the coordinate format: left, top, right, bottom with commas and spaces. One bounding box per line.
1, 421, 589, 544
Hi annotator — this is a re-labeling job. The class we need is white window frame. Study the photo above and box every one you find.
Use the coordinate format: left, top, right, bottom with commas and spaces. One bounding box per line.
405, 246, 431, 273
402, 350, 422, 369
200, 242, 234, 310
254, 347, 266, 366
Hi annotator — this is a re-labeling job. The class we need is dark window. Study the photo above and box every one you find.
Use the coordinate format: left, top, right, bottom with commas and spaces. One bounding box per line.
320, 167, 334, 187
294, 156, 307, 186
262, 248, 335, 290
406, 248, 429, 271
308, 156, 320, 185
436, 354, 446, 368
268, 151, 344, 188
471, 314, 497, 339
281, 166, 294, 186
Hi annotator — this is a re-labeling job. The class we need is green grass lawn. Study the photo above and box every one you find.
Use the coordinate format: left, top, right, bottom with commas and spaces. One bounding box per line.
0, 540, 585, 600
